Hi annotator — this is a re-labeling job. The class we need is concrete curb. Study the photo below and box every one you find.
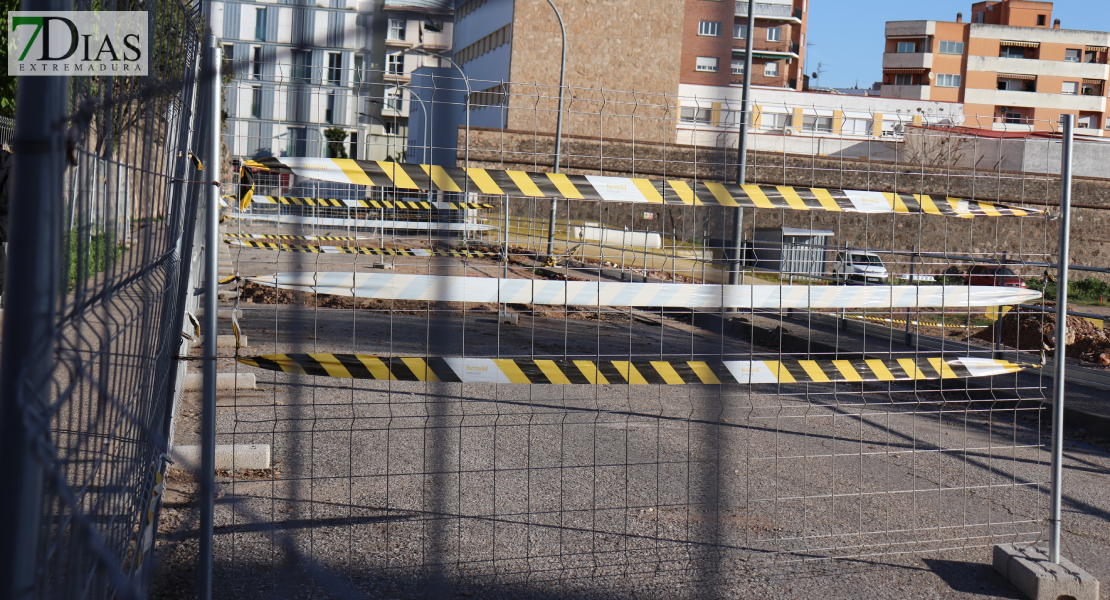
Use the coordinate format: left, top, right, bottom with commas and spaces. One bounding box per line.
216, 334, 246, 347
183, 372, 256, 391
170, 443, 271, 471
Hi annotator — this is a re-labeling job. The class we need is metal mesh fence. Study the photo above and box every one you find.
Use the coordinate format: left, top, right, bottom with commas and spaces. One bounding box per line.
167, 67, 1104, 596
0, 1, 205, 599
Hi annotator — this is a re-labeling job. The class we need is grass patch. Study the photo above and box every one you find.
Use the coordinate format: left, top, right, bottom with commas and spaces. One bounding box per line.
68, 229, 128, 289
1026, 277, 1110, 307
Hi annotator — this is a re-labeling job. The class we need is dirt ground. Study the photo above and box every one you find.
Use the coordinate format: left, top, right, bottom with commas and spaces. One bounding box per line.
972, 309, 1110, 366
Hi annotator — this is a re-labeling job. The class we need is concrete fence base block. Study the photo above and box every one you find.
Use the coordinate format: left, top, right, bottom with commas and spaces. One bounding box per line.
171, 443, 271, 471
216, 334, 246, 348
216, 290, 238, 301
370, 262, 394, 269
196, 308, 243, 320
498, 311, 519, 325
183, 372, 256, 391
993, 544, 1099, 600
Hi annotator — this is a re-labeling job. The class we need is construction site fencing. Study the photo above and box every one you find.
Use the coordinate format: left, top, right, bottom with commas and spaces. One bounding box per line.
172, 66, 1098, 598
0, 1, 207, 599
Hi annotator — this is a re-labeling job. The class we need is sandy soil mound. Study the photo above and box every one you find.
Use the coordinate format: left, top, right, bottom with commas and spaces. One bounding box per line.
973, 309, 1110, 365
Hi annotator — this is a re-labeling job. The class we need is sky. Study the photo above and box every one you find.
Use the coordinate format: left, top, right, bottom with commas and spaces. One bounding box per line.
804, 0, 1110, 89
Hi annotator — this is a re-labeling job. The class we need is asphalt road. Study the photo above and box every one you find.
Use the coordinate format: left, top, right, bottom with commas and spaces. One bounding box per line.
150, 238, 1109, 599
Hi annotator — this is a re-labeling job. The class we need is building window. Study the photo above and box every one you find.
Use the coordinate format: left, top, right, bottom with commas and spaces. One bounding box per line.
353, 55, 363, 84
679, 107, 711, 124
387, 17, 405, 41
897, 41, 916, 53
764, 61, 778, 76
327, 52, 342, 85
252, 46, 262, 79
221, 43, 233, 75
695, 56, 719, 72
382, 121, 399, 136
1083, 82, 1101, 95
842, 118, 872, 136
894, 73, 918, 85
974, 11, 984, 23
1000, 46, 1026, 59
384, 87, 401, 111
1078, 115, 1094, 129
1003, 111, 1022, 124
291, 50, 311, 83
349, 131, 358, 159
1037, 14, 1046, 26
767, 27, 781, 42
734, 24, 746, 39
731, 59, 744, 74
251, 86, 261, 118
455, 23, 511, 66
287, 128, 306, 157
1065, 49, 1081, 62
802, 115, 833, 133
1085, 51, 1099, 63
325, 93, 336, 123
1105, 116, 1110, 130
698, 21, 721, 37
1062, 81, 1079, 95
936, 73, 961, 87
387, 51, 403, 75
255, 8, 267, 41
762, 112, 789, 129
938, 40, 964, 54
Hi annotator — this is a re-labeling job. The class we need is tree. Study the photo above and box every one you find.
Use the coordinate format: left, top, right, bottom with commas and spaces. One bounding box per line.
324, 127, 348, 159
0, 0, 20, 118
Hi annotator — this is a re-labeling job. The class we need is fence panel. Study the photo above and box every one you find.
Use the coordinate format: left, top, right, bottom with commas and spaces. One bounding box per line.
0, 1, 205, 598
193, 67, 1073, 597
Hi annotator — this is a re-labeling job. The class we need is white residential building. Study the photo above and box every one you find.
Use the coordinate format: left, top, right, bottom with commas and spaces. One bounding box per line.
212, 0, 452, 161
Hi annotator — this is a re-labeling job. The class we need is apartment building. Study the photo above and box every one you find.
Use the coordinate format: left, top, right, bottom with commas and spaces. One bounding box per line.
212, 0, 453, 161
680, 0, 808, 92
881, 0, 1110, 133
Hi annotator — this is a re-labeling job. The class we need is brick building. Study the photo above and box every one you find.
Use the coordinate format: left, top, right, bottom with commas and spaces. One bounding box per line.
881, 0, 1110, 133
680, 0, 808, 92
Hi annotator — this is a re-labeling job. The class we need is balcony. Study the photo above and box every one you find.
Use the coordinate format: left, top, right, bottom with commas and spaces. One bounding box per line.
734, 40, 800, 59
880, 84, 931, 100
964, 88, 1107, 113
967, 55, 1110, 81
735, 1, 803, 22
882, 52, 933, 70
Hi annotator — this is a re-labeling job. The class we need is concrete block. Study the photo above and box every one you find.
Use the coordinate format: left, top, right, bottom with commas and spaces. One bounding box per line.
171, 443, 271, 471
216, 334, 246, 348
217, 290, 238, 301
993, 544, 1099, 600
196, 308, 243, 320
183, 372, 256, 391
498, 311, 519, 325
370, 262, 394, 269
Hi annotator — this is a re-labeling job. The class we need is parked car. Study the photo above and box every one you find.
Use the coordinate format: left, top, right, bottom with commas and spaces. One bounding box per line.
832, 251, 889, 284
967, 265, 1026, 288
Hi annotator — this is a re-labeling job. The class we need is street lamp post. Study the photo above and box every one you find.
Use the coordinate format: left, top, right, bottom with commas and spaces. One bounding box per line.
544, 0, 567, 258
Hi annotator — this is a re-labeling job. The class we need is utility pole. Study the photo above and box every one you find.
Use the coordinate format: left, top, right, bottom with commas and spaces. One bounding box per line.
729, 0, 755, 286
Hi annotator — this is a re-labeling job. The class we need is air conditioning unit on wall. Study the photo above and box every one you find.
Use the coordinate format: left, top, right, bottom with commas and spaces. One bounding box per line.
783, 126, 796, 135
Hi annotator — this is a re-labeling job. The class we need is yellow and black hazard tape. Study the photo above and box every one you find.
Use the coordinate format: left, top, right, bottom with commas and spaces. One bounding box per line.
847, 315, 971, 329
224, 233, 362, 242
237, 354, 1026, 384
240, 158, 1043, 218
226, 240, 500, 258
228, 195, 492, 210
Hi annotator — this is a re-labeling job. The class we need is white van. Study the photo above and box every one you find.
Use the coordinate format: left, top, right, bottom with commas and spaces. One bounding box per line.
832, 251, 889, 284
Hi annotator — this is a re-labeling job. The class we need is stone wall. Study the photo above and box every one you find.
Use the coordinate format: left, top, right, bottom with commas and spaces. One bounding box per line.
462, 127, 1110, 273
505, 0, 685, 144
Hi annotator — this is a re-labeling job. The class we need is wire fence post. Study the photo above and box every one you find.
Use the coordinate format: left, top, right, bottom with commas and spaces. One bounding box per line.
1049, 113, 1074, 565
198, 33, 221, 600
544, 0, 566, 258
0, 3, 70, 595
